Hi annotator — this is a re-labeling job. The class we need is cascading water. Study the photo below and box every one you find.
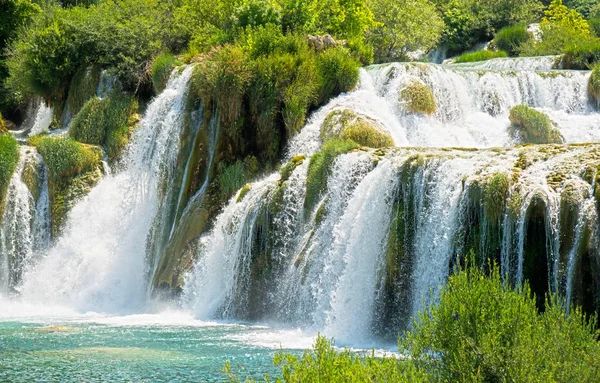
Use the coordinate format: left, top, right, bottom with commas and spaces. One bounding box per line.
18, 67, 194, 312
183, 60, 600, 345
0, 148, 50, 293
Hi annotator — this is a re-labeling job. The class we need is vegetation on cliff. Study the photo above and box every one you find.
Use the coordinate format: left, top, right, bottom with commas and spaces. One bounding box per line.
0, 134, 19, 207
509, 105, 564, 144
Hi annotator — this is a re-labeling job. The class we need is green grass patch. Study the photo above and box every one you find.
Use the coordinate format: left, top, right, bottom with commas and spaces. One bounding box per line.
454, 50, 508, 63
217, 160, 246, 203
304, 139, 359, 214
151, 52, 176, 94
0, 134, 19, 205
29, 136, 101, 183
509, 105, 564, 144
494, 25, 531, 57
69, 94, 138, 162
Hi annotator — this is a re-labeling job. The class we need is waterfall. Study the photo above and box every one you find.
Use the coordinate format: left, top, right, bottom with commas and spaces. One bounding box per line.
0, 148, 50, 293
18, 67, 194, 312
450, 55, 560, 71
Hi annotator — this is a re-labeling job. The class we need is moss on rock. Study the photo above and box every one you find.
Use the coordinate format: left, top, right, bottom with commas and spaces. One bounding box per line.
304, 139, 359, 214
69, 94, 139, 162
399, 80, 436, 115
509, 105, 564, 144
21, 153, 43, 203
483, 172, 511, 224
66, 65, 101, 116
151, 52, 176, 94
321, 109, 394, 148
589, 64, 600, 106
236, 184, 252, 203
0, 113, 7, 134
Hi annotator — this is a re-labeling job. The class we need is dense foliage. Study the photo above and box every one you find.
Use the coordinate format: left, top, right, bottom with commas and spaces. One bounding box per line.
229, 263, 600, 382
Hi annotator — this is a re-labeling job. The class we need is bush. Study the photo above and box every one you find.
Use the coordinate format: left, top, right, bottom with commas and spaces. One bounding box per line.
404, 261, 600, 382
494, 25, 531, 56
590, 17, 600, 37
233, 0, 282, 29
454, 50, 508, 63
588, 64, 600, 105
0, 113, 7, 134
509, 105, 564, 144
29, 136, 101, 183
304, 139, 359, 213
562, 39, 600, 69
69, 94, 138, 162
399, 81, 436, 115
0, 134, 19, 204
315, 47, 360, 104
151, 52, 176, 94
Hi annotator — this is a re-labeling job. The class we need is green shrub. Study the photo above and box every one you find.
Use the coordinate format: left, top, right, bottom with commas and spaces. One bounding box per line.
590, 18, 600, 37
193, 45, 252, 130
454, 50, 508, 63
233, 0, 282, 29
30, 136, 101, 183
589, 64, 600, 105
404, 261, 600, 382
66, 65, 101, 116
69, 94, 138, 162
0, 134, 19, 204
304, 139, 359, 213
509, 105, 564, 144
151, 52, 176, 94
224, 335, 429, 382
483, 172, 510, 223
562, 39, 600, 69
69, 97, 105, 145
399, 81, 436, 115
494, 25, 531, 56
315, 47, 360, 104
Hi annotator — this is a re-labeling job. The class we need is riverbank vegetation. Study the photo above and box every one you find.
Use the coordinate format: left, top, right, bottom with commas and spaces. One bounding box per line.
228, 262, 600, 382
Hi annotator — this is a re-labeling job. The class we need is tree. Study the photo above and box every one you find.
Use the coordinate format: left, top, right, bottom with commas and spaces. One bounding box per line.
367, 0, 443, 62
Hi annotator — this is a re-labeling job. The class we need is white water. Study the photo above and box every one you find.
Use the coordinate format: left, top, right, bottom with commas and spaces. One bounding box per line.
450, 56, 560, 71
18, 67, 193, 313
0, 149, 50, 292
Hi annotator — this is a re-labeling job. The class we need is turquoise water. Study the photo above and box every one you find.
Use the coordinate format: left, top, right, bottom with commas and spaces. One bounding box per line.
0, 313, 312, 382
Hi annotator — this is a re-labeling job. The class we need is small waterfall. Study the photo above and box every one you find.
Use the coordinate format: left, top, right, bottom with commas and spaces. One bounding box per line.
450, 56, 560, 71
20, 98, 53, 137
0, 148, 50, 292
19, 67, 194, 312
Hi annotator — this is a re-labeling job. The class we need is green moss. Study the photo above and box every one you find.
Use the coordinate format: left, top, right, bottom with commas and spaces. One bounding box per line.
454, 50, 508, 63
279, 155, 305, 182
151, 52, 176, 94
483, 172, 511, 223
588, 64, 600, 106
66, 65, 101, 116
30, 136, 102, 183
321, 109, 394, 148
304, 139, 359, 214
0, 134, 19, 207
236, 184, 252, 203
509, 105, 564, 144
69, 94, 139, 162
21, 154, 42, 203
217, 160, 246, 202
399, 81, 436, 115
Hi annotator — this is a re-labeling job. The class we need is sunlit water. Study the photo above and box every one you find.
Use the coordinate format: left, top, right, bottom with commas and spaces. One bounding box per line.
0, 307, 311, 382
